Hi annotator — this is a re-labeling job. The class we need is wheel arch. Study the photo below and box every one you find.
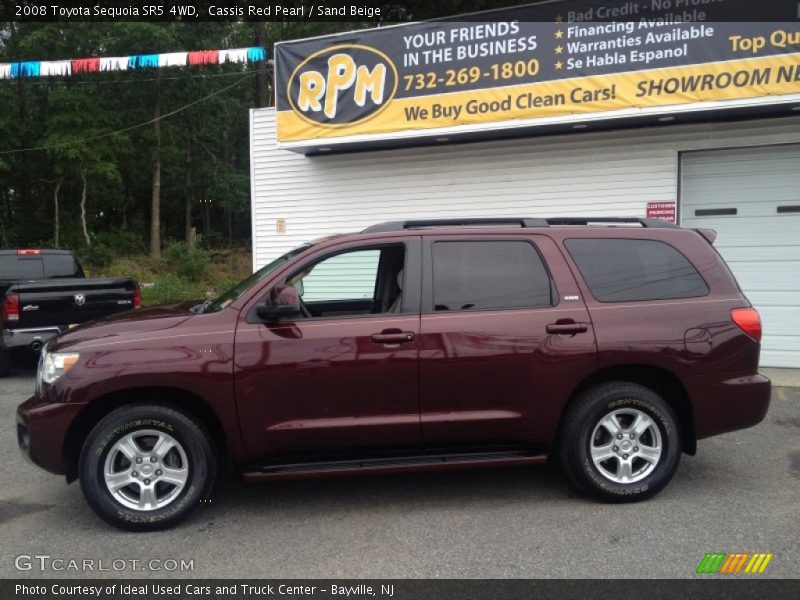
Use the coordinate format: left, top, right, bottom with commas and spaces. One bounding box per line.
559, 364, 696, 455
63, 386, 230, 483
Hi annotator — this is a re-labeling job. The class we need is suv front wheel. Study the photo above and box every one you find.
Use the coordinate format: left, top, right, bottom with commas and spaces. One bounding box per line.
560, 382, 681, 502
78, 404, 216, 531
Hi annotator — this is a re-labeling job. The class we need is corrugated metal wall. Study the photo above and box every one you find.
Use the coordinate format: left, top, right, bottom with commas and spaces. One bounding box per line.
681, 144, 800, 368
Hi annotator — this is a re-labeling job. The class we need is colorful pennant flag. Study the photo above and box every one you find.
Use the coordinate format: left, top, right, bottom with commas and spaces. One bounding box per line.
0, 47, 267, 79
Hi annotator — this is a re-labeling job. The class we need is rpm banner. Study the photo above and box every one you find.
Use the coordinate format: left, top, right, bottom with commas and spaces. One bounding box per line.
274, 0, 800, 145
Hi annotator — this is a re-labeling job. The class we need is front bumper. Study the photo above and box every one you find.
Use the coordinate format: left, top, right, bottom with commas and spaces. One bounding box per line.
17, 395, 85, 475
689, 373, 772, 440
2, 327, 63, 351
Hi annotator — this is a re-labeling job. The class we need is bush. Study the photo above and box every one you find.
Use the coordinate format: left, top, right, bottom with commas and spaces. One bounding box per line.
79, 244, 115, 268
199, 230, 225, 249
163, 241, 211, 282
93, 230, 142, 255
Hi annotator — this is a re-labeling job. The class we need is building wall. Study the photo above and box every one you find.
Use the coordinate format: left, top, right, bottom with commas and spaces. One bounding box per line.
251, 109, 800, 267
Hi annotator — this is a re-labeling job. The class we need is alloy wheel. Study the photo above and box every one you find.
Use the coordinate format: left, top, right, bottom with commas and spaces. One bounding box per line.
589, 408, 662, 484
103, 429, 189, 511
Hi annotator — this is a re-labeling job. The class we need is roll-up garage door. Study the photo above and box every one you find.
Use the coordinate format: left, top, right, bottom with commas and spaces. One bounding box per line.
681, 144, 800, 369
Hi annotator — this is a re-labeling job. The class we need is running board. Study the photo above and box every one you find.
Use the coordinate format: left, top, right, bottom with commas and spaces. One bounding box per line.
241, 450, 547, 482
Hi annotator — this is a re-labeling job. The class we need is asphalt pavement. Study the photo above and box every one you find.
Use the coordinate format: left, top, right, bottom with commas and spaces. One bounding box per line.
1, 360, 798, 579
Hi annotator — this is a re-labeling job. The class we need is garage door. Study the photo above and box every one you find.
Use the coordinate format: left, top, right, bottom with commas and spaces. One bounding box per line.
681, 144, 800, 369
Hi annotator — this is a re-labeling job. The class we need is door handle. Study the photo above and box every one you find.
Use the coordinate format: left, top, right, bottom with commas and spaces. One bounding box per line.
371, 330, 415, 344
546, 322, 588, 335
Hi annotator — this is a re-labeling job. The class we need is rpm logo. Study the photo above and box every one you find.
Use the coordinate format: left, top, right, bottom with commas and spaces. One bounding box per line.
287, 44, 398, 128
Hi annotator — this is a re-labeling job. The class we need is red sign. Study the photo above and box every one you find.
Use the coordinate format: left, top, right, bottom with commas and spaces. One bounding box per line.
646, 201, 677, 223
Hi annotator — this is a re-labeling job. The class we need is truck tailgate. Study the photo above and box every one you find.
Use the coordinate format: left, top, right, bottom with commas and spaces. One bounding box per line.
14, 278, 137, 328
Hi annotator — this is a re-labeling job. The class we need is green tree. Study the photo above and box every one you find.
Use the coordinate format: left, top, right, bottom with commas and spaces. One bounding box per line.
41, 82, 126, 246
0, 20, 352, 253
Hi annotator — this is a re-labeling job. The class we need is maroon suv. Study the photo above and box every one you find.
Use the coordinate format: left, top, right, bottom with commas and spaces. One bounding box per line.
17, 218, 771, 530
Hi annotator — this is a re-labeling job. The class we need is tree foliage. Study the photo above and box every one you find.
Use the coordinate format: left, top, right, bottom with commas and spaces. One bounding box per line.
2, 15, 500, 252
0, 22, 264, 252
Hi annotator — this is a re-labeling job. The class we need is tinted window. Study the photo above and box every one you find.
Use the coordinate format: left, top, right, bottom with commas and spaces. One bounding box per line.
0, 255, 44, 280
44, 254, 81, 278
565, 238, 709, 302
432, 241, 552, 311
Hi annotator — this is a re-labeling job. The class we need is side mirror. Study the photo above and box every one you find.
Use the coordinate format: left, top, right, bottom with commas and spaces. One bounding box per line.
256, 285, 302, 322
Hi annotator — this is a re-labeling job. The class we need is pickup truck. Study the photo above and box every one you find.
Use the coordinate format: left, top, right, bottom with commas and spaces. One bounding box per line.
1, 249, 140, 376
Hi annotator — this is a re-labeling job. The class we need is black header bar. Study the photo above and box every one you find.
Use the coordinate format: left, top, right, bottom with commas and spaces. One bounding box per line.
1, 0, 799, 23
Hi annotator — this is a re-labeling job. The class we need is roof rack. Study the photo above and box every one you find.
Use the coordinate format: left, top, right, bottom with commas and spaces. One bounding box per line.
546, 217, 679, 229
362, 217, 679, 233
363, 218, 548, 233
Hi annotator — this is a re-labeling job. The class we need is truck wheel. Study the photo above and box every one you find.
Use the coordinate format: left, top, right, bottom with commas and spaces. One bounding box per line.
560, 382, 681, 502
0, 349, 10, 378
78, 404, 216, 531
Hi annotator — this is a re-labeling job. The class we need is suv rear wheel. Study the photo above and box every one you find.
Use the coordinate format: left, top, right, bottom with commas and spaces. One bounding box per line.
78, 404, 216, 531
560, 382, 681, 502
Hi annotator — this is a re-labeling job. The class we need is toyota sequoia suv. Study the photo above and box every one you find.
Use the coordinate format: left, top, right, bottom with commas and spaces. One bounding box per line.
17, 218, 771, 530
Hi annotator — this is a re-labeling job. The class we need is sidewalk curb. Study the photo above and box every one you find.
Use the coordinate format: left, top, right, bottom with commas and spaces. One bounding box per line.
761, 368, 800, 389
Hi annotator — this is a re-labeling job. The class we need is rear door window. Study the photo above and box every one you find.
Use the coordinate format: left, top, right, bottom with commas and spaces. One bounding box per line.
432, 241, 553, 311
565, 238, 709, 302
0, 255, 44, 280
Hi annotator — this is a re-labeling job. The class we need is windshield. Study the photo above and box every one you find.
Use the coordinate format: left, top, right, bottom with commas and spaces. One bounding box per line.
202, 245, 311, 313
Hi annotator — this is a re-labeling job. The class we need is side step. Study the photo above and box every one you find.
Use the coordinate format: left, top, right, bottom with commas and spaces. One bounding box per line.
241, 450, 547, 482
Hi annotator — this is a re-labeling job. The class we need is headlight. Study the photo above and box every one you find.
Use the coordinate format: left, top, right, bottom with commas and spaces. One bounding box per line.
40, 351, 80, 385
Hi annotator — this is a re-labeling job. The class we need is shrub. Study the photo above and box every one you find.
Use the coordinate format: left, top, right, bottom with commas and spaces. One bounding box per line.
93, 230, 142, 255
163, 241, 211, 282
199, 230, 225, 249
79, 244, 115, 268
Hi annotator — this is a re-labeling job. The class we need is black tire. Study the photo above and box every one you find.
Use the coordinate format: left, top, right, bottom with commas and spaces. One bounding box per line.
78, 404, 216, 531
559, 382, 681, 502
0, 349, 10, 378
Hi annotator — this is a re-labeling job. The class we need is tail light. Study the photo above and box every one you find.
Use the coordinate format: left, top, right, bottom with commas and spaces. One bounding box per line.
17, 249, 41, 256
132, 287, 142, 309
731, 308, 762, 342
3, 293, 20, 323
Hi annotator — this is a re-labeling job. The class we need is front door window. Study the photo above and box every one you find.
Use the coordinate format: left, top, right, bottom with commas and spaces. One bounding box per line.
287, 245, 407, 318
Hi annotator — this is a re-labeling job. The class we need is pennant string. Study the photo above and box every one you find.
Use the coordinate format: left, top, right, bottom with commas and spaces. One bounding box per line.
0, 47, 267, 79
